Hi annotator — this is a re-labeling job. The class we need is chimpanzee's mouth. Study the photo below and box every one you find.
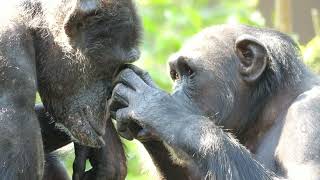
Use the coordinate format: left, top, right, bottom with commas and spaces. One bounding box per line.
116, 48, 140, 66
88, 117, 105, 136
112, 63, 134, 81
125, 48, 140, 62
69, 123, 106, 148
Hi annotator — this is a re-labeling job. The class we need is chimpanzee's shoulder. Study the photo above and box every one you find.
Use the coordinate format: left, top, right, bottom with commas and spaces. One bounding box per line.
288, 86, 320, 120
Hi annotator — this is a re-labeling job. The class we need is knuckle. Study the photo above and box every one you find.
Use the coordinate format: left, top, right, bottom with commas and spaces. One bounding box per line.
128, 109, 137, 119
117, 121, 128, 131
113, 83, 123, 91
116, 110, 127, 120
142, 71, 150, 78
121, 68, 133, 78
113, 85, 125, 98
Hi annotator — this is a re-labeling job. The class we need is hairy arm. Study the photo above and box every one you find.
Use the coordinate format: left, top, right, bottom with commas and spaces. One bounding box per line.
116, 122, 197, 179
72, 118, 127, 180
0, 23, 43, 179
112, 65, 195, 179
160, 115, 275, 179
110, 68, 278, 180
142, 140, 197, 180
35, 104, 71, 153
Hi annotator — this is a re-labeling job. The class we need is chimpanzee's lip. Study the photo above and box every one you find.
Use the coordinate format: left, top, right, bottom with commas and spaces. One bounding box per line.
75, 127, 105, 148
81, 126, 105, 147
112, 63, 133, 81
126, 48, 140, 62
57, 121, 105, 148
112, 65, 123, 81
96, 134, 105, 146
88, 118, 105, 136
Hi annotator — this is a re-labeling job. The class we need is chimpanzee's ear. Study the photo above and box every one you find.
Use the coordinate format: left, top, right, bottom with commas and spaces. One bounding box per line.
235, 35, 268, 83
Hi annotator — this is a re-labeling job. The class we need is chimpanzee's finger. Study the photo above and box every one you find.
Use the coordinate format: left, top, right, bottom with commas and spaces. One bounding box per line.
113, 68, 148, 92
118, 129, 134, 140
124, 64, 157, 88
81, 169, 96, 180
114, 107, 138, 141
116, 121, 134, 140
116, 120, 129, 133
72, 144, 89, 180
109, 83, 134, 113
136, 129, 159, 142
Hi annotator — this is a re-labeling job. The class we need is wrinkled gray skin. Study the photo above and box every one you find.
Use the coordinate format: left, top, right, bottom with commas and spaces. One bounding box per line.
0, 0, 140, 179
110, 25, 320, 179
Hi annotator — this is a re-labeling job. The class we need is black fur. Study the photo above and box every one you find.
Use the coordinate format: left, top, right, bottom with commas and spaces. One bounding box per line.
110, 24, 320, 179
0, 0, 141, 179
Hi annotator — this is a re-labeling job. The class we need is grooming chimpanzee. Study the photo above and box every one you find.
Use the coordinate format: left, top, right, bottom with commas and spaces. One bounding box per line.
0, 0, 141, 179
110, 24, 320, 179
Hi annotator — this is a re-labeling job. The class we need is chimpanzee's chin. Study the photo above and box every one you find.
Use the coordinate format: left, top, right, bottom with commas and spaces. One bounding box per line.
71, 127, 106, 148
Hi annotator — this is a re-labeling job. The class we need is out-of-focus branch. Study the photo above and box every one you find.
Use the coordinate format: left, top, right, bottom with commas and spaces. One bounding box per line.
275, 0, 292, 33
311, 8, 320, 36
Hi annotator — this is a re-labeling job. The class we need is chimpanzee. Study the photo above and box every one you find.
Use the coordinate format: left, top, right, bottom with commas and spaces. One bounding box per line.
0, 0, 141, 179
110, 24, 320, 179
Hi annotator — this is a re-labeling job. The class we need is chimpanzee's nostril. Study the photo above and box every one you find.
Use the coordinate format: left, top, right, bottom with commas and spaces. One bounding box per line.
177, 57, 194, 78
170, 69, 179, 80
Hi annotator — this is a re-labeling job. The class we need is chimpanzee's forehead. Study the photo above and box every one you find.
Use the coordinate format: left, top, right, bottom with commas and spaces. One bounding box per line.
167, 27, 242, 70
169, 25, 262, 69
178, 33, 234, 59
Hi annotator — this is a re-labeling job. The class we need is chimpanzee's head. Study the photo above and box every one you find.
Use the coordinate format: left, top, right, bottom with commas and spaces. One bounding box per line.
168, 24, 305, 133
45, 0, 141, 67
39, 0, 141, 147
65, 0, 141, 64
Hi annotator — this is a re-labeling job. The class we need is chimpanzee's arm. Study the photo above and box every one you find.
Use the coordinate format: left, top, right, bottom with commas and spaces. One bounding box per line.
109, 69, 278, 180
72, 118, 127, 180
142, 140, 197, 180
161, 115, 276, 179
117, 122, 196, 179
112, 64, 196, 179
35, 104, 71, 153
0, 23, 44, 179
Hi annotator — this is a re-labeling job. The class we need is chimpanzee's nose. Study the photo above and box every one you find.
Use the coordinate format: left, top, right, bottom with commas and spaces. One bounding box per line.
169, 56, 194, 80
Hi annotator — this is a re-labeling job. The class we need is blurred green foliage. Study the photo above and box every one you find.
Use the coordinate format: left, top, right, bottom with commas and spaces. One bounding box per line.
60, 0, 320, 179
136, 0, 265, 92
302, 36, 320, 73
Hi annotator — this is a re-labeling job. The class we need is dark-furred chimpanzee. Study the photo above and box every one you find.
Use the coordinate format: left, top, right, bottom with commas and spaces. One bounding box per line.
0, 0, 141, 179
110, 24, 320, 179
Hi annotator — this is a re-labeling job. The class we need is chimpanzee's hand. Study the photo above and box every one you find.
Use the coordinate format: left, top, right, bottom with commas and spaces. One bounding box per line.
109, 67, 191, 141
111, 65, 159, 142
72, 119, 126, 180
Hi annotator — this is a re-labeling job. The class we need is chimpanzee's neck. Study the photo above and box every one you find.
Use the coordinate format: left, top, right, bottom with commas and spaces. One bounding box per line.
240, 71, 319, 152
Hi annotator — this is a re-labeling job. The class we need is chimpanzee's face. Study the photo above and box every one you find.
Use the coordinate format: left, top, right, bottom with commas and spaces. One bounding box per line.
64, 0, 141, 66
55, 0, 142, 147
168, 31, 238, 125
167, 26, 268, 130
